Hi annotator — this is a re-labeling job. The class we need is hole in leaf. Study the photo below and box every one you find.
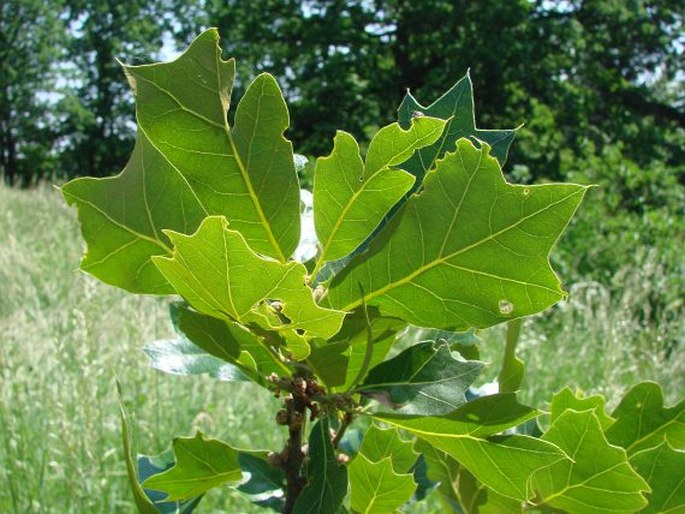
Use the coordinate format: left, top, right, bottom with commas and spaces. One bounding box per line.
498, 300, 514, 315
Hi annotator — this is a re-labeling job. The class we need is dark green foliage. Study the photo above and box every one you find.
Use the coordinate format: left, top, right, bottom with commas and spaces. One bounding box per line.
0, 0, 64, 185
291, 418, 348, 513
199, 0, 683, 178
56, 0, 189, 179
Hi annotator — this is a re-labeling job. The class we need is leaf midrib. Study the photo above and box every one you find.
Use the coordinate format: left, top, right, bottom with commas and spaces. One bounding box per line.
229, 75, 287, 261
150, 469, 239, 486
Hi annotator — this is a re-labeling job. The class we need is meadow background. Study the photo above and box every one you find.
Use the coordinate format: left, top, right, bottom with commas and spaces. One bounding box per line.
2, 0, 684, 512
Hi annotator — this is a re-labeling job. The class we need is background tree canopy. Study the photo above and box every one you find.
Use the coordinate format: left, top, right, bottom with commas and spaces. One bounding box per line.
3, 0, 683, 184
202, 0, 685, 178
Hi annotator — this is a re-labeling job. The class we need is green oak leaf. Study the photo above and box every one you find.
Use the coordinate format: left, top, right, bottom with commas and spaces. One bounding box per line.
629, 441, 685, 514
142, 432, 243, 502
137, 450, 204, 514
117, 382, 160, 514
531, 409, 650, 514
397, 326, 480, 360
348, 424, 418, 513
143, 337, 248, 381
606, 381, 685, 455
174, 304, 292, 384
359, 341, 484, 415
308, 308, 404, 390
422, 435, 563, 502
357, 424, 418, 474
456, 466, 523, 514
236, 452, 286, 512
327, 138, 587, 331
415, 439, 461, 511
152, 216, 346, 360
550, 387, 615, 431
376, 394, 561, 500
397, 71, 518, 186
349, 454, 416, 514
306, 340, 351, 388
292, 418, 348, 514
375, 393, 538, 439
312, 117, 446, 270
416, 439, 524, 513
315, 74, 520, 286
62, 29, 300, 294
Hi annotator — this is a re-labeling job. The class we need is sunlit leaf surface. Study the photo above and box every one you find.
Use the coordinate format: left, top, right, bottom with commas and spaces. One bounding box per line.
531, 409, 650, 513
62, 29, 300, 293
142, 432, 243, 502
328, 139, 587, 330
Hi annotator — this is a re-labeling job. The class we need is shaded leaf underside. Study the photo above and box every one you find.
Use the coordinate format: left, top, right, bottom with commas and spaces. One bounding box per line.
143, 336, 248, 381
360, 341, 484, 415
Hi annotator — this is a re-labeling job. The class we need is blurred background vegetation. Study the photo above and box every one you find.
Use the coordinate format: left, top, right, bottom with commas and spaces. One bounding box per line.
1, 0, 683, 511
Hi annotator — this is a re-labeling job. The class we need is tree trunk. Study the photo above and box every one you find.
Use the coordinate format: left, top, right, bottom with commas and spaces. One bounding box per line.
0, 86, 17, 185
